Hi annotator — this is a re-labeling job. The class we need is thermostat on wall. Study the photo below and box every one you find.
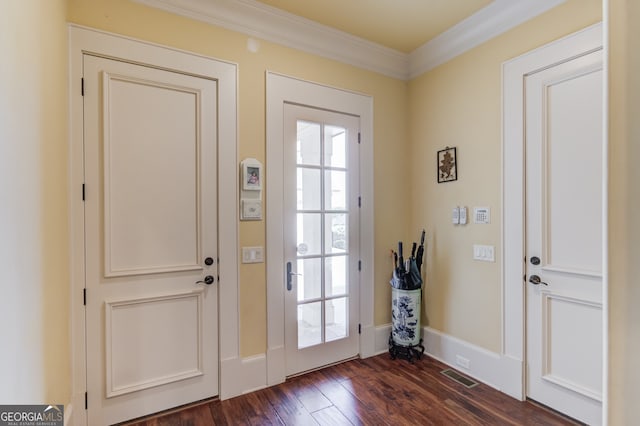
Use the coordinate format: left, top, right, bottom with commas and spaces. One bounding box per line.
474, 207, 490, 224
241, 200, 262, 220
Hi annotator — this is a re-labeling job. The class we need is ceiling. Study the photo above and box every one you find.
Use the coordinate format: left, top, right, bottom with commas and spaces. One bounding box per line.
136, 0, 567, 79
253, 0, 493, 53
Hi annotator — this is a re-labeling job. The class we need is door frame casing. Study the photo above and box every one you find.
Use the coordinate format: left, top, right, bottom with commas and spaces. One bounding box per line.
265, 72, 374, 385
69, 25, 239, 425
501, 22, 605, 400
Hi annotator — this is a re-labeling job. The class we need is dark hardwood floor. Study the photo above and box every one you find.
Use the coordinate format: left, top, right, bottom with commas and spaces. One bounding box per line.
121, 354, 580, 426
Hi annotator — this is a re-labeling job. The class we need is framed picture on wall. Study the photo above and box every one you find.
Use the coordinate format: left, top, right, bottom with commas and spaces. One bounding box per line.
437, 147, 457, 183
242, 160, 262, 190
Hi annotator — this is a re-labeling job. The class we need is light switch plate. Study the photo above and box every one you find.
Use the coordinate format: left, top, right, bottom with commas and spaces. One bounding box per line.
242, 246, 264, 263
473, 244, 495, 262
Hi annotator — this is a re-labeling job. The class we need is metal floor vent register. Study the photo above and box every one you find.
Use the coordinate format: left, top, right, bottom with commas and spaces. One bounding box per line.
440, 369, 478, 388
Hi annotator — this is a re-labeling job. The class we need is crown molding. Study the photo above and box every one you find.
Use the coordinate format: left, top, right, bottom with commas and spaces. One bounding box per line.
408, 0, 566, 78
134, 0, 566, 81
134, 0, 409, 79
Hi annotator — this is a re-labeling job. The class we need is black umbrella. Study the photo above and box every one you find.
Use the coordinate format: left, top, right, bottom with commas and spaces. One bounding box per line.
390, 231, 426, 290
404, 257, 423, 290
397, 241, 405, 277
416, 229, 426, 274
390, 250, 403, 289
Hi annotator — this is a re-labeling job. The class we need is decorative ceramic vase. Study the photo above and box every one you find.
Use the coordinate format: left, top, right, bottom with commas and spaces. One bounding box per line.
391, 287, 421, 346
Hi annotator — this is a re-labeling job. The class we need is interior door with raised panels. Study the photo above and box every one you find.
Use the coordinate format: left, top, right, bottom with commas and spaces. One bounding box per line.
525, 48, 603, 425
83, 54, 219, 425
283, 104, 360, 376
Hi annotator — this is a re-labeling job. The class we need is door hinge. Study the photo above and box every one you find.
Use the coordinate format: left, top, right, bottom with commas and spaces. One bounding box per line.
358, 260, 362, 271
358, 324, 361, 334
82, 184, 85, 201
84, 391, 88, 410
358, 196, 361, 208
81, 78, 84, 96
83, 288, 86, 305
358, 133, 361, 144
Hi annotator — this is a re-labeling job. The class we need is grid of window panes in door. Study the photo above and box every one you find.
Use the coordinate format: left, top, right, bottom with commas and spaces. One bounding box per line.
295, 120, 349, 349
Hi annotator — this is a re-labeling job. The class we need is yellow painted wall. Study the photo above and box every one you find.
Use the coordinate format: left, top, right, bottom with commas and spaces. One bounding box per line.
407, 0, 602, 351
0, 0, 70, 404
67, 0, 410, 356
608, 0, 640, 423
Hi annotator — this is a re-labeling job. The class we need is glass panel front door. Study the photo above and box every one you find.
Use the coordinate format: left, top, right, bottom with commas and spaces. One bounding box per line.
284, 104, 359, 376
296, 121, 349, 349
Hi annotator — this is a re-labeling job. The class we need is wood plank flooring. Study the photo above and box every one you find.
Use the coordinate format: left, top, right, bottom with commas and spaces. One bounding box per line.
121, 354, 580, 426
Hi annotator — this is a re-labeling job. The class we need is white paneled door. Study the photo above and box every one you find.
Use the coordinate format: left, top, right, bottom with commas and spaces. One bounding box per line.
83, 55, 218, 425
525, 49, 603, 425
283, 104, 360, 376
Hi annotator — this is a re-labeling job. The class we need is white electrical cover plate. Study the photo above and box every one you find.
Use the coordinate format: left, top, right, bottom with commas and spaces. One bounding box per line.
473, 244, 495, 262
242, 246, 264, 263
459, 206, 467, 225
452, 207, 460, 224
242, 200, 262, 220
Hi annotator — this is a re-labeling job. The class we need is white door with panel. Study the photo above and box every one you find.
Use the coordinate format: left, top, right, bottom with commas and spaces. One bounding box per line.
83, 55, 219, 425
525, 49, 603, 425
283, 104, 360, 376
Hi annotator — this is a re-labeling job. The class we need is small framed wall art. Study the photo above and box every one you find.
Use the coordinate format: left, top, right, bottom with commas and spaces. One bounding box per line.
437, 146, 457, 183
240, 158, 263, 220
242, 159, 262, 190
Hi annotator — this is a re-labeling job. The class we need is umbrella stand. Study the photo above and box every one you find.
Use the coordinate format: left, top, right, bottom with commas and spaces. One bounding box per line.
388, 230, 426, 362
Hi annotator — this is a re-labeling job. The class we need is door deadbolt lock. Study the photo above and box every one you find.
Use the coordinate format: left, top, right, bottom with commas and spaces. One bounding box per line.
530, 256, 541, 265
204, 257, 214, 266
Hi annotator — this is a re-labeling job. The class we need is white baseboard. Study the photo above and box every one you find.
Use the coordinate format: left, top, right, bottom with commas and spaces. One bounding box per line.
222, 327, 523, 401
359, 324, 376, 358
422, 326, 503, 391
266, 346, 286, 387
70, 392, 86, 426
497, 354, 525, 400
375, 324, 521, 396
64, 403, 73, 426
220, 354, 267, 400
374, 323, 392, 355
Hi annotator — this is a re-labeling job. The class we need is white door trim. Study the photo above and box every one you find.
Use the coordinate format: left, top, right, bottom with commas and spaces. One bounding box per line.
69, 25, 239, 425
501, 22, 605, 400
266, 72, 374, 385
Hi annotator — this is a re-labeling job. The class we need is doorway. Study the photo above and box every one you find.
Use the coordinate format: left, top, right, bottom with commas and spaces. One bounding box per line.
266, 72, 375, 385
283, 104, 361, 376
70, 26, 239, 425
82, 54, 219, 425
524, 48, 603, 425
503, 23, 605, 426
